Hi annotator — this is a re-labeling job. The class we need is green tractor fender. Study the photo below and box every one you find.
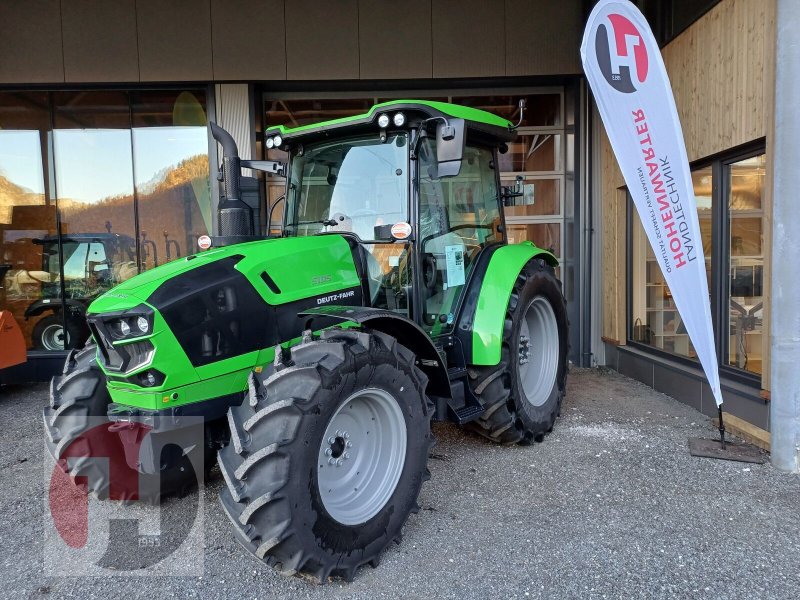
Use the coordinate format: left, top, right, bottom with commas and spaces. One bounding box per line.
299, 305, 451, 398
460, 241, 558, 366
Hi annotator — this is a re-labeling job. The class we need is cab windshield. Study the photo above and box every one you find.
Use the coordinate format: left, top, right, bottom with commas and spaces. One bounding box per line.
285, 134, 408, 241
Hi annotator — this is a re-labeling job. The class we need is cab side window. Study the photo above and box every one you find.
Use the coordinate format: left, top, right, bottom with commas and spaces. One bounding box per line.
417, 139, 503, 334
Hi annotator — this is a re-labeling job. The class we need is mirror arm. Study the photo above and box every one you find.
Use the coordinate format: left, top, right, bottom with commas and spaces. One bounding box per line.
410, 115, 452, 160
510, 98, 527, 131
241, 159, 286, 177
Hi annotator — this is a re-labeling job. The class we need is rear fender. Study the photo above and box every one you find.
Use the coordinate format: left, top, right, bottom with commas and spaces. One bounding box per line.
299, 305, 450, 398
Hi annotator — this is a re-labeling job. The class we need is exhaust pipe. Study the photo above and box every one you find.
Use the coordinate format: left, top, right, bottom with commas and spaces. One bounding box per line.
210, 123, 253, 240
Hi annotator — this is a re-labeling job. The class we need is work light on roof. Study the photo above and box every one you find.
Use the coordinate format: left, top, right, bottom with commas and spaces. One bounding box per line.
377, 113, 390, 128
273, 135, 283, 148
393, 112, 406, 127
265, 137, 274, 149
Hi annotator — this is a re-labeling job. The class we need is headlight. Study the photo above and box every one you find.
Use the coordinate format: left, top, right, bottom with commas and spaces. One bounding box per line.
136, 316, 149, 334
393, 112, 406, 127
104, 308, 154, 341
377, 113, 390, 128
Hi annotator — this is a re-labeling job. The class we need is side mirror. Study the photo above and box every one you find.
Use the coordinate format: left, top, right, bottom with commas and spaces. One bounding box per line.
501, 176, 525, 206
435, 118, 465, 178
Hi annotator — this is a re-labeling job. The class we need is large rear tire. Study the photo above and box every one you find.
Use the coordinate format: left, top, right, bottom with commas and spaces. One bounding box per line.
466, 258, 568, 445
218, 328, 433, 582
43, 344, 209, 503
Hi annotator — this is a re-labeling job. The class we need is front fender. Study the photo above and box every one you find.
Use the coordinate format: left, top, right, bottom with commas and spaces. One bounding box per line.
299, 305, 450, 398
25, 298, 87, 319
468, 241, 557, 366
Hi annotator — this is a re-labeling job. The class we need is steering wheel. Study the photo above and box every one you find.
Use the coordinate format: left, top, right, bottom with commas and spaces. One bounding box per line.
422, 254, 437, 291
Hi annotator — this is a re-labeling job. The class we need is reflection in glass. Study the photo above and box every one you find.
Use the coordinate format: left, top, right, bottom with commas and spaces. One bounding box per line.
502, 177, 560, 217
452, 94, 561, 127
417, 139, 502, 333
727, 154, 765, 374
629, 167, 713, 360
287, 134, 408, 240
507, 223, 560, 256
498, 134, 562, 173
133, 126, 210, 268
0, 92, 63, 351
1, 90, 210, 354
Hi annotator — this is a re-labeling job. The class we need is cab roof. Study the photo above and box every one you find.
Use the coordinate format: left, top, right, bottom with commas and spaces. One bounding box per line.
264, 100, 516, 145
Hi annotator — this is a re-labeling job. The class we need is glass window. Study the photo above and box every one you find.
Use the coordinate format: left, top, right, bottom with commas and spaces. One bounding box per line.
0, 92, 63, 351
507, 223, 560, 256
502, 176, 561, 218
131, 90, 211, 265
264, 98, 374, 130
286, 134, 408, 241
1, 89, 210, 353
629, 166, 713, 359
451, 94, 561, 128
498, 134, 562, 173
417, 139, 502, 333
52, 91, 137, 350
726, 154, 766, 374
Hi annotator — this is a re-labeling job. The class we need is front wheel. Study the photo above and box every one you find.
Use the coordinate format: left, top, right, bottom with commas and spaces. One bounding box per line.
43, 344, 211, 503
466, 258, 568, 444
218, 328, 433, 582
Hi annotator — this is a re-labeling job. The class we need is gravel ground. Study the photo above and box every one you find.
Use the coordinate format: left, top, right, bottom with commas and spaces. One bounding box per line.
1, 368, 798, 600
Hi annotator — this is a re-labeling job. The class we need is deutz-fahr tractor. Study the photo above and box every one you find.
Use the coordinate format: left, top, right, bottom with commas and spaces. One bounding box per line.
44, 100, 568, 582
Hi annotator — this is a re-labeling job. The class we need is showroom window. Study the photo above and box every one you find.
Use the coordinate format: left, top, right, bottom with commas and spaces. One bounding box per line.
261, 91, 567, 275
628, 145, 767, 380
0, 89, 211, 352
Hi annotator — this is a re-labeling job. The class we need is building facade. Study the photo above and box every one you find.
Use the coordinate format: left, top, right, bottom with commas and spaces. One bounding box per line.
0, 0, 780, 437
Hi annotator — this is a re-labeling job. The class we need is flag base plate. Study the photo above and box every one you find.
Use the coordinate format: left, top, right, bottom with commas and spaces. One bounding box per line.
687, 437, 767, 464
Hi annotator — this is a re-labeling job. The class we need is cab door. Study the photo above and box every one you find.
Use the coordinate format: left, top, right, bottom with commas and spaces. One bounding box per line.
415, 137, 505, 336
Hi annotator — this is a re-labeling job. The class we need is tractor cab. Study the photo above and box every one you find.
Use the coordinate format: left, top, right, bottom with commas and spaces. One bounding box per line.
260, 101, 517, 337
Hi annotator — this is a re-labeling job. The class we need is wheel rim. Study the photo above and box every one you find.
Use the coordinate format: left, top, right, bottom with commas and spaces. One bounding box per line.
317, 387, 407, 526
518, 295, 560, 408
41, 323, 68, 351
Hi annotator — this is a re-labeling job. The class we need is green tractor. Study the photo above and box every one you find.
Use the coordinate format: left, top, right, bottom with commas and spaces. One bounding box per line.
43, 100, 568, 581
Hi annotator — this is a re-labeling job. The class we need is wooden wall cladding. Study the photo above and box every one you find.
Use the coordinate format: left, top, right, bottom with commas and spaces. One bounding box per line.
359, 0, 433, 79
62, 0, 139, 82
662, 0, 775, 162
432, 0, 505, 78
136, 0, 214, 81
211, 0, 286, 80
0, 1, 64, 83
505, 0, 582, 76
285, 0, 359, 80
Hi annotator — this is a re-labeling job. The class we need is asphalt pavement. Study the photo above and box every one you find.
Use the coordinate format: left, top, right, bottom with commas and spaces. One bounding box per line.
1, 368, 798, 599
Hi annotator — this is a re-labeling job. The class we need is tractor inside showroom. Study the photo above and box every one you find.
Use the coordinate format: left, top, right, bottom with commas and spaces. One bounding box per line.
44, 100, 568, 582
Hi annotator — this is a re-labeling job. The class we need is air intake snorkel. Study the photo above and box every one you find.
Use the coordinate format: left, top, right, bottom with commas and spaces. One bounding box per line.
210, 123, 254, 243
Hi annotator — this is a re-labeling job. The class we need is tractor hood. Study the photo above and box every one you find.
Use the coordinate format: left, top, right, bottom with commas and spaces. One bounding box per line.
87, 234, 362, 315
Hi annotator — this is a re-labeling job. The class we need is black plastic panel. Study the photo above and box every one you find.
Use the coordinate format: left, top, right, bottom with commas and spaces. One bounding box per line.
148, 256, 272, 367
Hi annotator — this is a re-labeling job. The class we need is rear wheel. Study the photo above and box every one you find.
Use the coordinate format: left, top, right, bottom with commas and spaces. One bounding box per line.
466, 258, 568, 444
218, 328, 433, 582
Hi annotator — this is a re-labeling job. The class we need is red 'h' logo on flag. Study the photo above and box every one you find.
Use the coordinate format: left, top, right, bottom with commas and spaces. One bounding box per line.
595, 13, 649, 93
